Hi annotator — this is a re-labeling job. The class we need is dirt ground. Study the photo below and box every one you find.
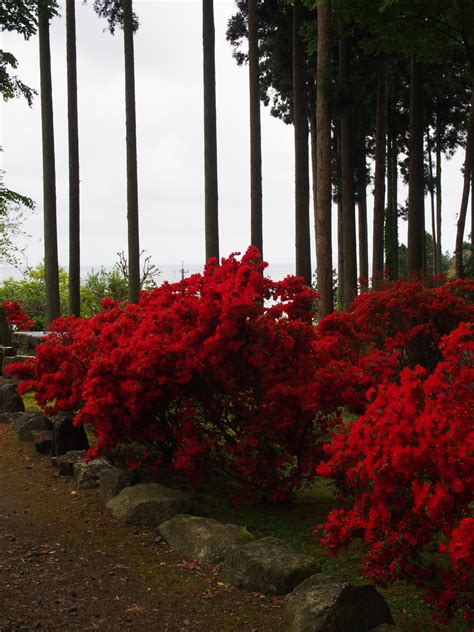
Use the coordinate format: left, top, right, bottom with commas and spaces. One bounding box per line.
0, 425, 285, 632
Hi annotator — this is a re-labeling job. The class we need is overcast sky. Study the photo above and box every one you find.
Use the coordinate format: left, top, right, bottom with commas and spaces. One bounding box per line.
1, 0, 469, 276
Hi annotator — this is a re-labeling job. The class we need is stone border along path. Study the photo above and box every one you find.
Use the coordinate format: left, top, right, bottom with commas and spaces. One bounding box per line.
1, 378, 401, 632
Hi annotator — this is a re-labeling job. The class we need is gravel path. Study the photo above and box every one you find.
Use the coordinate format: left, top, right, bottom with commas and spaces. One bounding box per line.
0, 425, 284, 632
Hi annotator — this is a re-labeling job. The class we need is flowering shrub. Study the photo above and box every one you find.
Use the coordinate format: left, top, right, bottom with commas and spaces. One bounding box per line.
15, 248, 332, 502
316, 323, 474, 620
314, 279, 474, 413
2, 300, 35, 331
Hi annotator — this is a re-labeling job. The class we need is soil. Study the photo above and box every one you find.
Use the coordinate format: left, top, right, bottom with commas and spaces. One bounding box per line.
0, 425, 285, 632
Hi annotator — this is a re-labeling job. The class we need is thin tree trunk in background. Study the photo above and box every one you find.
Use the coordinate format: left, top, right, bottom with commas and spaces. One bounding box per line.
427, 130, 437, 276
357, 139, 368, 290
408, 55, 425, 275
335, 125, 344, 304
316, 1, 333, 316
310, 103, 317, 256
123, 0, 140, 302
337, 198, 344, 304
339, 37, 357, 309
293, 0, 311, 285
472, 168, 474, 262
203, 0, 219, 262
435, 117, 443, 275
38, 5, 60, 325
66, 0, 80, 316
248, 0, 262, 257
455, 88, 474, 279
372, 56, 387, 289
385, 96, 398, 280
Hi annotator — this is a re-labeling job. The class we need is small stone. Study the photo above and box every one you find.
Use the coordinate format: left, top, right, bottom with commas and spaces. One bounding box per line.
74, 458, 114, 490
54, 450, 87, 475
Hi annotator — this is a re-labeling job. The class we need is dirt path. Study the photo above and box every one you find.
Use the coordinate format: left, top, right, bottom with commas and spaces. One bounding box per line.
0, 425, 284, 632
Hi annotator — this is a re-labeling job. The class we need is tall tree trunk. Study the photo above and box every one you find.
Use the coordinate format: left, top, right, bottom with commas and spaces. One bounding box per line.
372, 56, 387, 289
339, 37, 357, 308
316, 1, 333, 316
435, 116, 443, 275
38, 5, 60, 326
309, 102, 317, 256
357, 139, 368, 290
293, 0, 311, 285
335, 125, 344, 304
66, 0, 80, 316
248, 0, 262, 257
427, 130, 437, 276
203, 0, 219, 262
385, 94, 398, 280
455, 87, 474, 279
123, 0, 140, 302
407, 55, 425, 275
337, 197, 344, 304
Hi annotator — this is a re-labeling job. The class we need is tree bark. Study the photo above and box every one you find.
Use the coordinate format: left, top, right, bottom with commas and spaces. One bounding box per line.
316, 1, 333, 316
123, 0, 140, 303
427, 130, 437, 276
435, 116, 443, 276
407, 55, 425, 276
335, 125, 344, 304
66, 0, 80, 316
293, 0, 311, 285
309, 101, 317, 258
455, 87, 474, 279
248, 0, 263, 258
203, 0, 219, 262
339, 37, 357, 308
38, 5, 60, 326
356, 140, 368, 290
385, 95, 398, 280
372, 56, 387, 289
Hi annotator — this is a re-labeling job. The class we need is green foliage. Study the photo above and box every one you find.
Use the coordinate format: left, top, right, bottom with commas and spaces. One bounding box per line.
0, 159, 35, 268
89, 0, 139, 34
0, 253, 158, 327
80, 268, 129, 317
0, 0, 59, 105
0, 264, 69, 330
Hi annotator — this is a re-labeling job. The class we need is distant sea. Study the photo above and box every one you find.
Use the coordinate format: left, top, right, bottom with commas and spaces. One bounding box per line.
0, 262, 296, 285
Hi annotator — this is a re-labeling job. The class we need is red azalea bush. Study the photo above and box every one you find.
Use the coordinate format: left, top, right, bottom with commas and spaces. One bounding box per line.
314, 279, 474, 413
2, 300, 35, 331
316, 322, 474, 620
16, 248, 333, 502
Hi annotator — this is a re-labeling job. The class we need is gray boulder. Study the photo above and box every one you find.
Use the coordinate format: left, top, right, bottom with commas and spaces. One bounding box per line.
158, 514, 255, 565
13, 413, 52, 441
99, 467, 136, 502
284, 574, 394, 632
219, 537, 319, 595
53, 450, 87, 475
106, 483, 191, 527
0, 381, 25, 414
73, 457, 114, 490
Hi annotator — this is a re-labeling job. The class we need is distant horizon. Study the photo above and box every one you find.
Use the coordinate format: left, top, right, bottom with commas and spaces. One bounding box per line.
0, 260, 304, 283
